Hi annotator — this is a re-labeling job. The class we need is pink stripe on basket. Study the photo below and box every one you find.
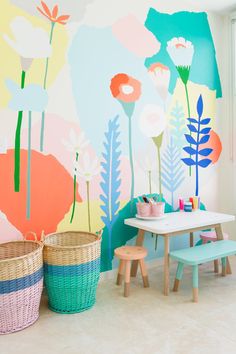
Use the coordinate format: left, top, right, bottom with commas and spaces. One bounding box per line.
0, 279, 43, 334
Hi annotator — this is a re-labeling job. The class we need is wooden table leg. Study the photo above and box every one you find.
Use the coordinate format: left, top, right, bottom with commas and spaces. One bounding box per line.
164, 235, 170, 296
215, 224, 232, 275
131, 229, 145, 277
190, 232, 194, 247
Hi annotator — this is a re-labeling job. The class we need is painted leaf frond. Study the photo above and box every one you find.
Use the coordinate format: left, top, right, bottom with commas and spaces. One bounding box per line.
198, 148, 213, 156
197, 94, 203, 117
198, 159, 212, 168
185, 134, 197, 145
200, 127, 211, 135
199, 135, 210, 145
183, 146, 197, 155
181, 158, 196, 166
187, 124, 198, 133
200, 118, 211, 125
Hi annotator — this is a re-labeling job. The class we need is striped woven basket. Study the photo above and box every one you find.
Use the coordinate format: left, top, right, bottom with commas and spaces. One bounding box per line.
43, 231, 101, 314
0, 241, 43, 334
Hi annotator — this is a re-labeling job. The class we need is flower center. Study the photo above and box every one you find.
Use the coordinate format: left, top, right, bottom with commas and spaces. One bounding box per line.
175, 43, 186, 49
121, 84, 134, 95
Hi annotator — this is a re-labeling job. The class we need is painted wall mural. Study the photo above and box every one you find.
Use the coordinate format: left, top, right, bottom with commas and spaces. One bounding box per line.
0, 0, 222, 271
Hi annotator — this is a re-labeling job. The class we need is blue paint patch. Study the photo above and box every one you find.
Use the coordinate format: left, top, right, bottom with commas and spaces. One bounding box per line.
145, 10, 222, 97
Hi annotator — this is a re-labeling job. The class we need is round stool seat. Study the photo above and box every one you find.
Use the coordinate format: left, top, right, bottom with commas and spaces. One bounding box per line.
200, 231, 228, 243
115, 246, 147, 261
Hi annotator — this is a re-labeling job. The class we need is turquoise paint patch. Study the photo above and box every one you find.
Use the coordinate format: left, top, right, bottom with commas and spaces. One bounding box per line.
145, 10, 222, 98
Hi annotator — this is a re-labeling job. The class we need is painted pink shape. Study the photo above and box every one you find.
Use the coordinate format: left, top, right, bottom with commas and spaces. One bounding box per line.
0, 213, 22, 244
112, 15, 161, 58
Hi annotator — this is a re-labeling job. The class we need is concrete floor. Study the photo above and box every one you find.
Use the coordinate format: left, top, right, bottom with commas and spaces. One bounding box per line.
1, 257, 236, 354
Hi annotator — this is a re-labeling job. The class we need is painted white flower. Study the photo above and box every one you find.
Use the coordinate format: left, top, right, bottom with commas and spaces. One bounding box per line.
62, 129, 90, 155
139, 104, 166, 138
148, 63, 170, 101
74, 152, 100, 181
3, 17, 51, 63
167, 37, 194, 67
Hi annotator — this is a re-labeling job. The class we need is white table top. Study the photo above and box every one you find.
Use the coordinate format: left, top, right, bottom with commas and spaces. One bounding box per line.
124, 210, 235, 234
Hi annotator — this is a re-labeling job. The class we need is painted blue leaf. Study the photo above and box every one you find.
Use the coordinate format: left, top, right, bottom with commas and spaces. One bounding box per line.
161, 137, 185, 207
200, 127, 211, 134
100, 115, 122, 261
183, 146, 197, 155
187, 118, 198, 124
200, 118, 211, 125
187, 124, 198, 133
185, 134, 197, 145
198, 148, 213, 156
199, 135, 210, 144
182, 158, 196, 166
198, 159, 212, 168
197, 95, 203, 117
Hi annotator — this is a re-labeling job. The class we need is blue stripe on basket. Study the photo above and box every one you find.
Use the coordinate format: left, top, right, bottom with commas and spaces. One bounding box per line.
44, 258, 100, 276
0, 267, 43, 294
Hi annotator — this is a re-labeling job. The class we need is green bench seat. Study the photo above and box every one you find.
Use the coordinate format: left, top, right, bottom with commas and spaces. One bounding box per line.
169, 240, 236, 302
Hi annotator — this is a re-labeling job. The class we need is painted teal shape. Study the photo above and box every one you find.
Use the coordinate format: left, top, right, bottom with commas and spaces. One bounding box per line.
145, 10, 222, 98
101, 194, 173, 272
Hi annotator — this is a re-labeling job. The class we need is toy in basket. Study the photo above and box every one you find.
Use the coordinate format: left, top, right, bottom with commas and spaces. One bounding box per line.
43, 230, 102, 314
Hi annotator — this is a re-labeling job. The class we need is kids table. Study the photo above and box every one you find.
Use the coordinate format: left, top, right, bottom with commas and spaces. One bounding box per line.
124, 210, 235, 296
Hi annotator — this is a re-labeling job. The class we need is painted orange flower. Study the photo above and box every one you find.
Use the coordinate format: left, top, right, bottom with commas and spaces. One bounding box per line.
110, 73, 141, 103
202, 130, 222, 164
37, 1, 70, 24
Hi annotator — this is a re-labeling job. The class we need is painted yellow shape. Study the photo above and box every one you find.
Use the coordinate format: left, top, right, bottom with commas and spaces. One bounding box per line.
167, 79, 216, 128
57, 200, 128, 233
0, 0, 68, 108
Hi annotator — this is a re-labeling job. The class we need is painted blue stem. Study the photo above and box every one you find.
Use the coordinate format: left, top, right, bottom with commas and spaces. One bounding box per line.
26, 111, 32, 219
195, 117, 200, 196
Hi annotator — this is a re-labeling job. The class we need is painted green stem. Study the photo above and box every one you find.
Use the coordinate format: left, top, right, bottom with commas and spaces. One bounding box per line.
14, 70, 26, 192
128, 116, 134, 200
157, 146, 162, 197
40, 22, 55, 152
86, 180, 91, 232
148, 170, 152, 195
26, 111, 32, 219
184, 83, 192, 177
70, 152, 79, 223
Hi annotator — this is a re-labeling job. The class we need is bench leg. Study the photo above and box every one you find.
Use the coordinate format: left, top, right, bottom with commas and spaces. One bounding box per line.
192, 265, 199, 303
173, 262, 184, 292
222, 257, 227, 277
214, 260, 219, 273
116, 260, 125, 285
226, 257, 232, 275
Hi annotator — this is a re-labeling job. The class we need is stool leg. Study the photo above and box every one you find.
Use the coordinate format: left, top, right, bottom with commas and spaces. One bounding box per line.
222, 257, 227, 277
173, 262, 184, 292
116, 260, 125, 285
214, 260, 219, 273
192, 265, 199, 303
139, 259, 149, 288
124, 260, 131, 297
226, 257, 232, 275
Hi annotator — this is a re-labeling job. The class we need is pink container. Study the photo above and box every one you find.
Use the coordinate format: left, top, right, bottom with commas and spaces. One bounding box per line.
136, 203, 151, 217
151, 202, 165, 217
0, 279, 43, 334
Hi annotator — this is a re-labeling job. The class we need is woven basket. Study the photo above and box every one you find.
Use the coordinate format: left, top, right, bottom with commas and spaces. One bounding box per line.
0, 241, 43, 334
43, 231, 101, 314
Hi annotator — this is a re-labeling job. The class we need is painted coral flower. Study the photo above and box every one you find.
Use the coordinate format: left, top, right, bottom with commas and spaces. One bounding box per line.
62, 129, 90, 155
148, 63, 170, 101
139, 104, 166, 138
37, 1, 70, 24
75, 152, 100, 182
3, 17, 51, 62
167, 37, 194, 68
110, 73, 141, 103
201, 130, 222, 164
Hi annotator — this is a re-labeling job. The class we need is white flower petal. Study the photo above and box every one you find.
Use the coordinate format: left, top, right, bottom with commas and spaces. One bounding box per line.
139, 104, 166, 138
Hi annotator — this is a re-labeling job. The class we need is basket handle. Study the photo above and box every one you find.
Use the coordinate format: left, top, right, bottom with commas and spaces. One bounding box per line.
24, 231, 38, 242
41, 230, 45, 242
96, 229, 103, 239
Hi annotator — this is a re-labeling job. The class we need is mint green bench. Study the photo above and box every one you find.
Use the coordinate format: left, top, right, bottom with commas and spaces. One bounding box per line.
170, 240, 236, 303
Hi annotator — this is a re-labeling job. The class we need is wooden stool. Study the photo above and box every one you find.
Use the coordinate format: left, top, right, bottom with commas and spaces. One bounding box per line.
115, 246, 149, 297
200, 231, 231, 274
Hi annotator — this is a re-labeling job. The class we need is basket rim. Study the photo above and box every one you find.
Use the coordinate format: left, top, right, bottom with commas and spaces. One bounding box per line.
43, 230, 101, 249
0, 240, 43, 264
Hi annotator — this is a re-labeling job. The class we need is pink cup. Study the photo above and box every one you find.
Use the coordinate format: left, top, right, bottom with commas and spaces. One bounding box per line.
136, 203, 151, 217
151, 202, 165, 217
